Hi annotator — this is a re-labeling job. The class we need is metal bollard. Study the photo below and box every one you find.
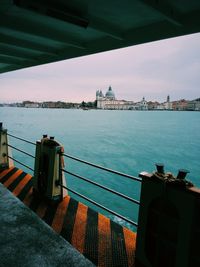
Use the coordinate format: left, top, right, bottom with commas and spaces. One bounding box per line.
155, 163, 165, 174
177, 169, 189, 179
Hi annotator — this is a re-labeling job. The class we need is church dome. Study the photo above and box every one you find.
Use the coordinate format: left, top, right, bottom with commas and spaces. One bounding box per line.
105, 86, 115, 99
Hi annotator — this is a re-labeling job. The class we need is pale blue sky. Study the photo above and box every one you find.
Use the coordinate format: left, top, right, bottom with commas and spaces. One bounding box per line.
1, 32, 200, 103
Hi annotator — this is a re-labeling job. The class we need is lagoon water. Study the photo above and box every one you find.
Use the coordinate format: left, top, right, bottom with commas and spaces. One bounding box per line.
1, 107, 200, 230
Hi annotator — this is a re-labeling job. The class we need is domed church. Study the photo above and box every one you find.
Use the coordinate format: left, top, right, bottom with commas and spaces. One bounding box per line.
96, 86, 117, 109
96, 86, 148, 110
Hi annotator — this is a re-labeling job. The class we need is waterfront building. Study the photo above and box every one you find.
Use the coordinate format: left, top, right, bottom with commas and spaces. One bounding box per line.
172, 99, 188, 111
96, 86, 148, 110
187, 99, 200, 111
23, 101, 40, 108
156, 103, 165, 110
156, 96, 172, 110
138, 97, 148, 110
147, 101, 160, 110
163, 95, 173, 110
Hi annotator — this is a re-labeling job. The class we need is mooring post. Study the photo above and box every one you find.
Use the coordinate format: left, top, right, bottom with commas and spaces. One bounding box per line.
135, 165, 200, 267
33, 135, 67, 202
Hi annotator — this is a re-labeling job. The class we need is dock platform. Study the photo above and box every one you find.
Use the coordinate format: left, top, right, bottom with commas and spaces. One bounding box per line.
0, 182, 94, 267
0, 167, 136, 267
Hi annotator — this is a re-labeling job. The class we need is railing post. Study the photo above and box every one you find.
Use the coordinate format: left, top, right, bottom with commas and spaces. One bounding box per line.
135, 165, 200, 267
33, 135, 67, 202
0, 122, 13, 170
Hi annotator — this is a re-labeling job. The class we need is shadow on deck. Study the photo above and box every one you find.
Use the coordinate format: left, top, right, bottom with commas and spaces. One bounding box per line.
0, 167, 136, 267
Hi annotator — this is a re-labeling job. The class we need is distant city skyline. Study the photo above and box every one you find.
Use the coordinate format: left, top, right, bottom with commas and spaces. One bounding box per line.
1, 32, 200, 103
2, 96, 200, 111
1, 92, 198, 105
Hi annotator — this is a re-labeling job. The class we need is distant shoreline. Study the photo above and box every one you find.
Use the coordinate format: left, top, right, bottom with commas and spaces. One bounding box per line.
0, 106, 199, 112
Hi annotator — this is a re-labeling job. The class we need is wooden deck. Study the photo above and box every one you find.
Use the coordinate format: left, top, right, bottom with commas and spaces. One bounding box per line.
0, 167, 136, 267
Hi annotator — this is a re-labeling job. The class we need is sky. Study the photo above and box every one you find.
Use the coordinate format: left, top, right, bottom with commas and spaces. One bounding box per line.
1, 32, 200, 103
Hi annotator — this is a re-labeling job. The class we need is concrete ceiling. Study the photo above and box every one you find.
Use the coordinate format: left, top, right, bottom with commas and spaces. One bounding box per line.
0, 0, 200, 74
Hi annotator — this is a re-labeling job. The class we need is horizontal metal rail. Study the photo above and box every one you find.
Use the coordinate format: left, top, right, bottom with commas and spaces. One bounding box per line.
4, 132, 139, 226
7, 155, 34, 172
59, 183, 138, 227
6, 143, 35, 159
62, 169, 140, 205
63, 153, 142, 183
7, 133, 36, 146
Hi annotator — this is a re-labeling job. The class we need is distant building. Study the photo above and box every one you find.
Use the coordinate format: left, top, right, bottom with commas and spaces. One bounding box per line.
163, 95, 173, 110
23, 101, 40, 108
147, 101, 160, 110
172, 99, 188, 111
138, 97, 148, 110
156, 95, 172, 110
187, 99, 200, 111
96, 86, 148, 110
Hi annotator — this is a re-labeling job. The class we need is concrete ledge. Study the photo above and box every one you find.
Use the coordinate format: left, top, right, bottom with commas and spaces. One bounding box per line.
0, 183, 95, 267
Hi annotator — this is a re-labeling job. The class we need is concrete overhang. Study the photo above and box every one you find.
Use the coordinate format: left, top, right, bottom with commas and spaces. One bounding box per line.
0, 0, 200, 74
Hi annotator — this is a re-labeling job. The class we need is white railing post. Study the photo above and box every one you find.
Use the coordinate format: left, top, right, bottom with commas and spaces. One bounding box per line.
0, 123, 13, 170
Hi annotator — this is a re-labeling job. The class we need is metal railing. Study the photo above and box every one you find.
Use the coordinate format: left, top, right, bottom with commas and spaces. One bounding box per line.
62, 169, 140, 205
63, 152, 142, 182
7, 155, 34, 172
6, 143, 35, 159
6, 132, 35, 172
61, 153, 141, 227
59, 182, 138, 227
7, 133, 36, 146
5, 132, 141, 227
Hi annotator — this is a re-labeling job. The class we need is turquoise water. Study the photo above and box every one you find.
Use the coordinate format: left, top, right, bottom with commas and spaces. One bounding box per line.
1, 107, 200, 230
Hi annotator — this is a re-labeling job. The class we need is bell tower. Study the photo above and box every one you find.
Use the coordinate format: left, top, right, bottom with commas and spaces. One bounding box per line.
96, 90, 104, 109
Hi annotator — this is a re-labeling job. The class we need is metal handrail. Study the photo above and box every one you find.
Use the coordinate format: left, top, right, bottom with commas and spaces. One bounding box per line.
6, 143, 35, 159
7, 133, 36, 146
62, 169, 140, 205
61, 153, 141, 225
63, 152, 142, 182
5, 131, 140, 225
7, 155, 34, 172
59, 182, 138, 227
